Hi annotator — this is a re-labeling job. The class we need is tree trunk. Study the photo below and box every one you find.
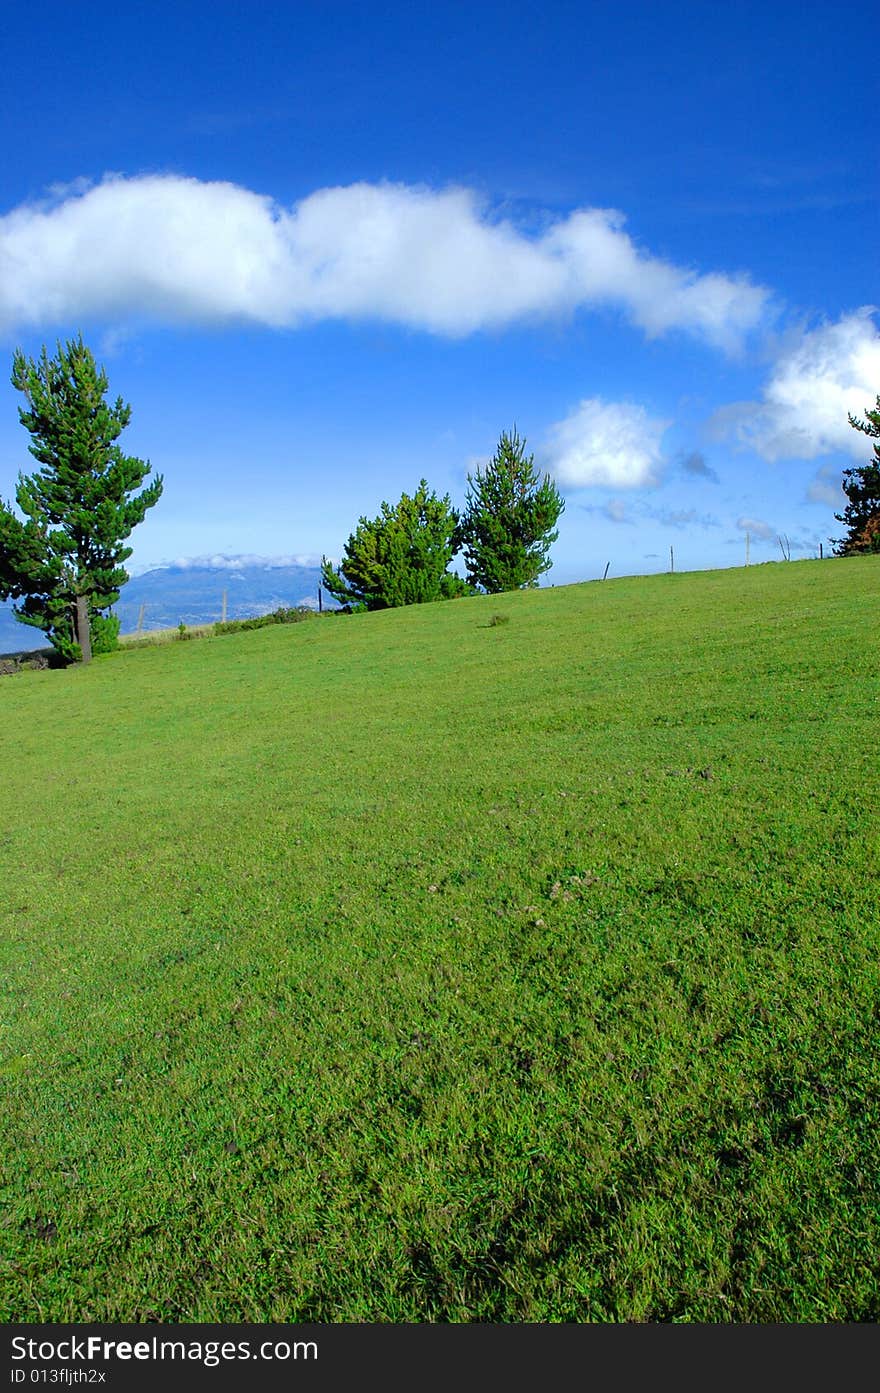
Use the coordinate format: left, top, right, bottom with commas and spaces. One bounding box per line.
74, 593, 92, 664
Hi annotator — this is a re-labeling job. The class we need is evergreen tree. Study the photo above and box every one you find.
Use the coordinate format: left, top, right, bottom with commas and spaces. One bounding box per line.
321, 479, 467, 610
456, 427, 565, 592
833, 395, 880, 555
0, 337, 163, 663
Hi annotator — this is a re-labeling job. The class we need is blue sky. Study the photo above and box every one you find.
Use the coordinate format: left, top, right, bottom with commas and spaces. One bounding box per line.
0, 0, 877, 585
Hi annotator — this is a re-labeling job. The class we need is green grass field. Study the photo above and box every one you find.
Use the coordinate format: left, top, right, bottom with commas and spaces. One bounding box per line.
1, 558, 878, 1322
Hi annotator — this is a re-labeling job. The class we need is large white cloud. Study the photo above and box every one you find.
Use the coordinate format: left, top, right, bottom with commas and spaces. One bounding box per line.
711, 308, 880, 460
545, 397, 670, 488
0, 174, 768, 349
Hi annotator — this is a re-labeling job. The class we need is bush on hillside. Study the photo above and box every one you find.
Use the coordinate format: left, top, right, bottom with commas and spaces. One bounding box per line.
321, 480, 468, 611
91, 613, 121, 654
213, 606, 317, 636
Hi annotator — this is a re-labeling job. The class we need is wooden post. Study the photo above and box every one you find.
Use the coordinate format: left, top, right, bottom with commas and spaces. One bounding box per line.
318, 585, 323, 613
221, 589, 228, 624
136, 602, 145, 634
602, 562, 610, 581
670, 546, 674, 574
819, 542, 824, 560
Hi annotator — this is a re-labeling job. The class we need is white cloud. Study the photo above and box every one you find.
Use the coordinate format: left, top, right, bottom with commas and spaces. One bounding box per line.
581, 497, 633, 523
806, 463, 846, 508
0, 174, 768, 350
165, 552, 322, 571
736, 516, 775, 540
544, 208, 767, 351
604, 498, 630, 524
647, 506, 721, 530
711, 309, 880, 460
545, 397, 670, 489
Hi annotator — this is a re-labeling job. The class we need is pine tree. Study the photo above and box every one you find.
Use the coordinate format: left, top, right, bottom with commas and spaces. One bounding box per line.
0, 337, 163, 663
456, 427, 565, 592
321, 479, 467, 610
833, 395, 880, 555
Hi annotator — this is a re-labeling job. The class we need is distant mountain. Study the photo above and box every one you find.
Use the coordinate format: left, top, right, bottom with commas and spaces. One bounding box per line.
0, 560, 337, 654
0, 605, 48, 657
112, 560, 332, 632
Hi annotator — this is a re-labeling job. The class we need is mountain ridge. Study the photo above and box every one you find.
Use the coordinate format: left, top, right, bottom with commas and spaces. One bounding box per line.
0, 560, 333, 653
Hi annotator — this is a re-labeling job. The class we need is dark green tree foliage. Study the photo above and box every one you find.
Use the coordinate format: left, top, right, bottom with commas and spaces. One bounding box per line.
0, 337, 162, 663
456, 427, 565, 593
321, 479, 467, 610
834, 395, 880, 555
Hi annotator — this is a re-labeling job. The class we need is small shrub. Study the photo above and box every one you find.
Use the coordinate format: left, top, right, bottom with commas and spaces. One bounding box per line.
91, 613, 121, 655
271, 605, 316, 624
212, 606, 317, 638
488, 613, 510, 627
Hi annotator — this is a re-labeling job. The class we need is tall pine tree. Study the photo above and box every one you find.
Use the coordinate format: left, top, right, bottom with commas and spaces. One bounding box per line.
0, 336, 163, 663
456, 428, 564, 593
833, 394, 880, 555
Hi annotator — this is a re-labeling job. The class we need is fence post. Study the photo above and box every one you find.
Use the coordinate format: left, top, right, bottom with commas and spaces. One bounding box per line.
221, 589, 228, 624
602, 562, 610, 581
136, 602, 145, 634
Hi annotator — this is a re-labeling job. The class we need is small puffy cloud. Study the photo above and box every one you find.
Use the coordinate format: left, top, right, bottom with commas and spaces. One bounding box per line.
647, 506, 721, 530
604, 498, 630, 524
736, 516, 775, 540
45, 175, 94, 201
0, 174, 768, 349
546, 397, 670, 489
581, 497, 633, 524
711, 309, 880, 460
680, 450, 719, 483
806, 463, 846, 508
582, 499, 719, 531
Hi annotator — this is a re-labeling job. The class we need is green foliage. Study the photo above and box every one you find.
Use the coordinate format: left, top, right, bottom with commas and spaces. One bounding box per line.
488, 612, 510, 626
438, 570, 473, 600
834, 395, 880, 555
0, 336, 162, 664
321, 479, 468, 610
213, 605, 316, 635
456, 427, 565, 593
90, 613, 120, 655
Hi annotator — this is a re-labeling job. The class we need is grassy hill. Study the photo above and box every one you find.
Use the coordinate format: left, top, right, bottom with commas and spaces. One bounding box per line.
1, 558, 878, 1321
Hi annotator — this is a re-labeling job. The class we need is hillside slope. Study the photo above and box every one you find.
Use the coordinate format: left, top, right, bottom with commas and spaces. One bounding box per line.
1, 558, 878, 1321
